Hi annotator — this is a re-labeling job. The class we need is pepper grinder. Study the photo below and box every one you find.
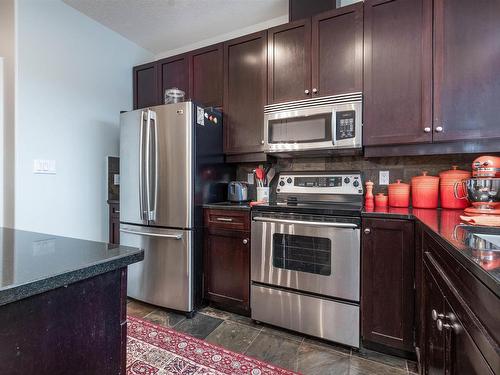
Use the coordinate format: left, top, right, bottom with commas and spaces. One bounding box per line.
365, 180, 374, 209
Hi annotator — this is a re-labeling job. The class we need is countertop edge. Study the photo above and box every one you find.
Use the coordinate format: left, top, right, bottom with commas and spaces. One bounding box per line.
0, 250, 144, 307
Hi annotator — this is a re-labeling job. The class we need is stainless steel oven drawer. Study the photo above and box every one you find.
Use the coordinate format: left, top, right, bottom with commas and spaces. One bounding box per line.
251, 284, 360, 348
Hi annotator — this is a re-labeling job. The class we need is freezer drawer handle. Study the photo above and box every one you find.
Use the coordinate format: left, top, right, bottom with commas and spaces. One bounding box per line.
120, 229, 183, 240
252, 217, 358, 228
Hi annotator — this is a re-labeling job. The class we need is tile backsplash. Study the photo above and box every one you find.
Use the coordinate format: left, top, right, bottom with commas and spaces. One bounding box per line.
236, 153, 484, 196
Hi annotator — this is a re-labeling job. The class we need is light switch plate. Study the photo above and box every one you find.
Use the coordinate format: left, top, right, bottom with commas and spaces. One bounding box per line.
114, 174, 120, 185
33, 159, 56, 174
247, 173, 254, 185
379, 170, 390, 185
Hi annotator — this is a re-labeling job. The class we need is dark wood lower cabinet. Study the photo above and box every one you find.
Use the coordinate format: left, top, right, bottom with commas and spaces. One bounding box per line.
361, 218, 415, 354
203, 209, 250, 315
0, 269, 128, 375
420, 229, 499, 375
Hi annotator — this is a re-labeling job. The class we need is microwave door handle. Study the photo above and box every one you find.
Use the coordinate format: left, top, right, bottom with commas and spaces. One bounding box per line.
331, 109, 337, 146
252, 216, 358, 229
139, 110, 146, 221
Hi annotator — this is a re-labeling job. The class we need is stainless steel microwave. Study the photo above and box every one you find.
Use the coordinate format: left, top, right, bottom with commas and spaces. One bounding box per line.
263, 92, 362, 155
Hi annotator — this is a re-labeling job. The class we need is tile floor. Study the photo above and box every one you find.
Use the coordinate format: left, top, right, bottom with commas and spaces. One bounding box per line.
127, 299, 418, 375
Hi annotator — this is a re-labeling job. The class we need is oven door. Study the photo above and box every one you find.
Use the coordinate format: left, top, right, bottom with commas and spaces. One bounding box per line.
251, 214, 360, 302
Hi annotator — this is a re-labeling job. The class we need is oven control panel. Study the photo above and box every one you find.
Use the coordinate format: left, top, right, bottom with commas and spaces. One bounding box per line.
276, 173, 363, 195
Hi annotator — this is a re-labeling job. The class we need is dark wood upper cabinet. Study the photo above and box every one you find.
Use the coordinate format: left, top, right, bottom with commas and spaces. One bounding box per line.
311, 3, 363, 98
189, 44, 223, 108
133, 62, 159, 110
433, 0, 500, 142
268, 19, 311, 104
361, 218, 415, 353
289, 0, 336, 22
223, 31, 267, 154
157, 53, 190, 103
363, 0, 433, 146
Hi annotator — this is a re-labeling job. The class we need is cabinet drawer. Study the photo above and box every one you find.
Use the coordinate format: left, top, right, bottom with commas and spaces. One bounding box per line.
204, 209, 250, 231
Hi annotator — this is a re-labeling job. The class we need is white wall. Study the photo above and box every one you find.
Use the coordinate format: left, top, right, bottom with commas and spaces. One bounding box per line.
14, 0, 153, 241
0, 0, 16, 228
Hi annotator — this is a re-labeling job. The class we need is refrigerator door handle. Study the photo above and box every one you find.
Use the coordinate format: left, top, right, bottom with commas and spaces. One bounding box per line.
139, 110, 147, 221
120, 228, 183, 240
149, 110, 158, 222
145, 109, 152, 221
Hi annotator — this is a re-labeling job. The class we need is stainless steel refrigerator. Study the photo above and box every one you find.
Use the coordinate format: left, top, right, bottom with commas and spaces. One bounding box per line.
119, 101, 232, 314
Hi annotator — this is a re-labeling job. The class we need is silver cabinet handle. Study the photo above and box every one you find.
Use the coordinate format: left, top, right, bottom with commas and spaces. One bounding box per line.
364, 228, 371, 234
435, 126, 443, 132
432, 309, 444, 321
253, 216, 358, 228
304, 89, 310, 95
261, 140, 265, 145
312, 88, 318, 94
424, 127, 431, 133
120, 228, 182, 240
115, 210, 120, 214
242, 238, 248, 245
216, 217, 233, 222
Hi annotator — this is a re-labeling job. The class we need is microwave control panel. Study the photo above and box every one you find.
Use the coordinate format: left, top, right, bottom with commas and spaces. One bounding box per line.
336, 110, 356, 140
276, 173, 363, 195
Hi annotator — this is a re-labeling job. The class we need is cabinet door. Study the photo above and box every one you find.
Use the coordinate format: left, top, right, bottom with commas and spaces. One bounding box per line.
361, 218, 414, 351
268, 19, 311, 104
133, 62, 159, 110
204, 230, 250, 313
158, 54, 190, 103
423, 263, 446, 375
433, 0, 500, 142
189, 44, 223, 107
445, 301, 495, 375
363, 0, 433, 146
311, 3, 363, 98
223, 31, 267, 154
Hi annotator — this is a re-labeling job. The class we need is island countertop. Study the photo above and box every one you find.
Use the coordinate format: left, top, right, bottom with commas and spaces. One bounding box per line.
0, 227, 144, 306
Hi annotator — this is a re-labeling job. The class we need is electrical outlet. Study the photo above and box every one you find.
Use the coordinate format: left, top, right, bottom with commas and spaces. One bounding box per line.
379, 170, 390, 185
33, 159, 56, 174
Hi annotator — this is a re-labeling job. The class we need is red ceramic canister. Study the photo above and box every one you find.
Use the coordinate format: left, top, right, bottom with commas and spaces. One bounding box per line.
411, 171, 440, 209
439, 166, 471, 209
375, 193, 388, 207
388, 179, 410, 207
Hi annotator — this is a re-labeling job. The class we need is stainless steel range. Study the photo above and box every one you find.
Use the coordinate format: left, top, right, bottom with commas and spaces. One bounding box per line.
251, 171, 363, 348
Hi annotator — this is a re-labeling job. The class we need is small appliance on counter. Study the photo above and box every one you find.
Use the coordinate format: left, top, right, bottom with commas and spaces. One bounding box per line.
227, 181, 249, 202
455, 156, 500, 219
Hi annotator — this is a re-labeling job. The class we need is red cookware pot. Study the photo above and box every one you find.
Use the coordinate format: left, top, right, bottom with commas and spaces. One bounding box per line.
411, 171, 439, 209
375, 193, 388, 207
439, 166, 471, 209
388, 179, 410, 207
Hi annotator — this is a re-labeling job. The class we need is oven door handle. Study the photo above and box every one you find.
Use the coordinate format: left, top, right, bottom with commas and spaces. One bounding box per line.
252, 216, 358, 228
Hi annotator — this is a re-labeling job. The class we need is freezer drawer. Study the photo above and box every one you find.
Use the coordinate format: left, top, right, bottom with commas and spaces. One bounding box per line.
251, 284, 360, 348
120, 224, 193, 312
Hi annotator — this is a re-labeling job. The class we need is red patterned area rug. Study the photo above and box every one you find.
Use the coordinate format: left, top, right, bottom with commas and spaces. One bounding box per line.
127, 316, 300, 375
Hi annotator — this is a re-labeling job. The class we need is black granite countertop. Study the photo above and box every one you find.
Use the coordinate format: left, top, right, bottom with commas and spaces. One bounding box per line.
362, 207, 500, 297
0, 227, 143, 306
203, 202, 251, 211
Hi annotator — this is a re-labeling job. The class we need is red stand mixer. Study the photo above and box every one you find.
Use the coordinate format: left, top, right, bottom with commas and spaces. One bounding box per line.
455, 155, 500, 216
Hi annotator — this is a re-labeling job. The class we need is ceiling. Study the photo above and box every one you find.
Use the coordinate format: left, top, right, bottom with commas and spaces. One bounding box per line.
63, 0, 288, 55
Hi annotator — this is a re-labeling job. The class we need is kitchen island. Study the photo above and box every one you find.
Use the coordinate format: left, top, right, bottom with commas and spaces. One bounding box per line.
0, 227, 144, 375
